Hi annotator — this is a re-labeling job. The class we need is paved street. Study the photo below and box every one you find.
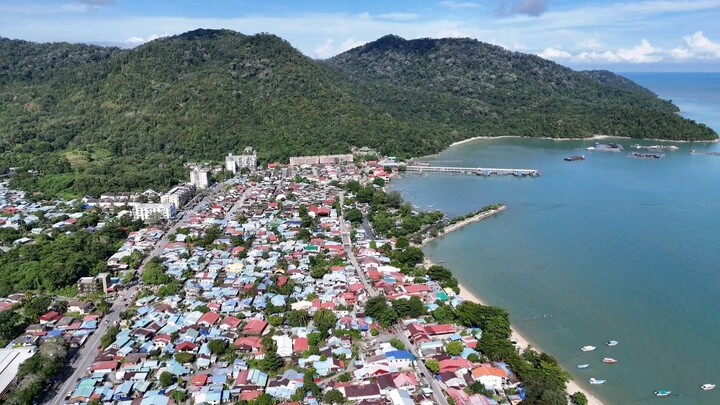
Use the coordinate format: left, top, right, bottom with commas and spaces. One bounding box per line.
338, 192, 449, 405
48, 180, 238, 405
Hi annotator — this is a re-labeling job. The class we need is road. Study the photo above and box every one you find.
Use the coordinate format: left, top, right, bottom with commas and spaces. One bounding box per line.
48, 180, 238, 405
338, 192, 449, 405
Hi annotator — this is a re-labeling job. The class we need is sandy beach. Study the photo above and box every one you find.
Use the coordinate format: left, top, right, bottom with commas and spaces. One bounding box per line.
446, 134, 716, 149
456, 284, 605, 405
417, 205, 507, 248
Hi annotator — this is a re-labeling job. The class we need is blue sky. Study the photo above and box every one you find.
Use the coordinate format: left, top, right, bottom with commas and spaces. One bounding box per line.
1, 0, 719, 71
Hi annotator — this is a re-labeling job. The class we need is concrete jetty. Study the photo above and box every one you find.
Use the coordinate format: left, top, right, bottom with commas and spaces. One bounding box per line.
404, 165, 540, 177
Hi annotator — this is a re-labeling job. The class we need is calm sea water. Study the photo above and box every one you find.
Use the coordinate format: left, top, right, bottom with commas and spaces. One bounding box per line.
391, 73, 720, 404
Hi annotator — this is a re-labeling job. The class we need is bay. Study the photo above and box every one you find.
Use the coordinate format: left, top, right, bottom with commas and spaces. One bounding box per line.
390, 73, 720, 404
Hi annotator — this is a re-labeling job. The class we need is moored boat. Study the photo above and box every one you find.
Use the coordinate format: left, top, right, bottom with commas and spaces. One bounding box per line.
602, 358, 618, 364
564, 155, 586, 161
581, 346, 596, 352
654, 390, 672, 397
606, 340, 619, 346
577, 364, 590, 369
588, 378, 606, 385
701, 384, 716, 390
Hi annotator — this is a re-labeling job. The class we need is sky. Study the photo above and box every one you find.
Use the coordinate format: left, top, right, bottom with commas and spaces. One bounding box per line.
1, 0, 720, 71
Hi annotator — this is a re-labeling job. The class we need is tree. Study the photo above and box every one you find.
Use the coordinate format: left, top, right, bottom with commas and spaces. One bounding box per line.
285, 310, 309, 327
101, 326, 120, 349
159, 371, 175, 388
344, 208, 363, 223
323, 389, 346, 404
389, 338, 405, 350
338, 373, 352, 382
467, 353, 480, 363
23, 295, 52, 320
391, 296, 426, 318
426, 359, 440, 374
364, 296, 398, 328
171, 390, 188, 403
314, 309, 337, 337
175, 353, 195, 364
570, 392, 589, 405
142, 260, 172, 285
208, 339, 228, 355
259, 350, 285, 373
268, 315, 284, 327
446, 341, 464, 356
254, 393, 277, 405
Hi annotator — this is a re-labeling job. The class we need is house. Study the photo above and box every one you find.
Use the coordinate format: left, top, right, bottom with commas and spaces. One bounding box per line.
197, 311, 221, 327
386, 351, 414, 369
89, 360, 120, 374
67, 300, 92, 314
342, 384, 382, 401
242, 319, 268, 335
272, 335, 293, 358
471, 364, 508, 390
38, 311, 62, 325
293, 337, 308, 354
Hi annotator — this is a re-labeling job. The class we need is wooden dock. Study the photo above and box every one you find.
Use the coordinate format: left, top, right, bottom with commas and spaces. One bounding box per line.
405, 165, 540, 177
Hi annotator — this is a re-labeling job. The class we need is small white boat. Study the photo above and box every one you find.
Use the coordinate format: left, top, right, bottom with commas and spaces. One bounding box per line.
602, 358, 618, 364
577, 364, 590, 369
654, 390, 671, 397
606, 340, 619, 346
581, 346, 596, 352
588, 378, 606, 385
701, 384, 716, 391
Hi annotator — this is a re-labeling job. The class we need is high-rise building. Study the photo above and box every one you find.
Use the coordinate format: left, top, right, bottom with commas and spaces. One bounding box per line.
226, 147, 258, 173
160, 185, 195, 208
190, 168, 211, 189
132, 203, 176, 221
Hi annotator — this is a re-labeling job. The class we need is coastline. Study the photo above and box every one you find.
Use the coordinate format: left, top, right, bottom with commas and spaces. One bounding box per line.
417, 205, 507, 248
416, 205, 603, 404
454, 283, 605, 405
447, 134, 718, 148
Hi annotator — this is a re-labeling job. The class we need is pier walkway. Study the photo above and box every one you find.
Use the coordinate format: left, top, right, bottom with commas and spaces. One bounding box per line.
405, 165, 540, 177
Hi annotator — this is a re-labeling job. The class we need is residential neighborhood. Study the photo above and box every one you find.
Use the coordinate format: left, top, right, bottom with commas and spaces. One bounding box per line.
1, 156, 524, 405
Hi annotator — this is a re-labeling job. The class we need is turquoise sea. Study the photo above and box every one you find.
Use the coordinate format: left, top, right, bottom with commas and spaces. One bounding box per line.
391, 73, 720, 404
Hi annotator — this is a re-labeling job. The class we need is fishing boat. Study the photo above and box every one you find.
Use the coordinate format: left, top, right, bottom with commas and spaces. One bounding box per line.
654, 390, 672, 397
577, 364, 590, 369
564, 155, 586, 161
602, 358, 618, 364
581, 346, 596, 352
701, 384, 716, 391
588, 378, 606, 385
606, 340, 619, 346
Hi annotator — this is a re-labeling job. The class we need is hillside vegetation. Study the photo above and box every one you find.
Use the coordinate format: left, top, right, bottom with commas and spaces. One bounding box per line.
0, 30, 715, 197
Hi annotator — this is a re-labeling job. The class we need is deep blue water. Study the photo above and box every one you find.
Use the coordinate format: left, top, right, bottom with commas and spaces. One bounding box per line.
391, 73, 720, 404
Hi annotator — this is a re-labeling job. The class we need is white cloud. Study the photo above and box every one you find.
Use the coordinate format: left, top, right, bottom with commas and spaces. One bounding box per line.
125, 33, 170, 45
314, 37, 366, 59
376, 13, 420, 21
439, 1, 482, 9
577, 38, 603, 50
670, 31, 720, 60
575, 39, 663, 63
539, 47, 571, 59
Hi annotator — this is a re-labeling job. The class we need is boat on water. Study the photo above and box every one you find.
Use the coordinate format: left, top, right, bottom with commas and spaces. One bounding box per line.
577, 364, 590, 369
691, 150, 720, 156
587, 142, 623, 152
606, 340, 619, 346
701, 384, 716, 391
628, 152, 665, 159
654, 390, 672, 397
602, 358, 618, 364
564, 155, 586, 161
588, 378, 606, 385
581, 346, 596, 352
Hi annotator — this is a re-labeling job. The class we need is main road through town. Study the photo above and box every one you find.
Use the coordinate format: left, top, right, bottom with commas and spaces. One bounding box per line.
338, 192, 449, 405
49, 179, 247, 405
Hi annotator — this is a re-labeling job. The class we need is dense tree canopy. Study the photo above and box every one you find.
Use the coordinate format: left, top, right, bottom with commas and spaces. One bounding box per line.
0, 30, 715, 197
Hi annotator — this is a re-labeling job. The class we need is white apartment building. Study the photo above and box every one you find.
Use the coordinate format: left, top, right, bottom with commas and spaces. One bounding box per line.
190, 168, 211, 189
132, 203, 176, 221
225, 147, 258, 173
160, 185, 195, 208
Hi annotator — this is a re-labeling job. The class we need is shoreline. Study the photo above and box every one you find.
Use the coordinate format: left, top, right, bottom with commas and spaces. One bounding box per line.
417, 205, 507, 248
447, 134, 718, 148
453, 283, 605, 405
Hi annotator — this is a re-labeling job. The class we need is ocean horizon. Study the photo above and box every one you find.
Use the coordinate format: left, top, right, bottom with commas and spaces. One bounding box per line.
391, 72, 720, 404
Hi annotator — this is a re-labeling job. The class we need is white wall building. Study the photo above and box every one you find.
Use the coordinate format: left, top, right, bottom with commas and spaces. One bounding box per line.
190, 168, 211, 189
160, 185, 195, 209
132, 203, 176, 222
226, 147, 258, 173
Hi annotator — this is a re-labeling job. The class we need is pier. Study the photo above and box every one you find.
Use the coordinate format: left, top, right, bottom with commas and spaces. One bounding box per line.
405, 165, 540, 177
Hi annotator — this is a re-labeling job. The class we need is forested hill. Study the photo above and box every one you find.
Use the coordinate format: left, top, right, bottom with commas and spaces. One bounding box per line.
0, 30, 716, 197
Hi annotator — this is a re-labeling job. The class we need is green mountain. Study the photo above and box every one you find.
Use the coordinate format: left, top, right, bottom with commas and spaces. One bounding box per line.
0, 30, 715, 197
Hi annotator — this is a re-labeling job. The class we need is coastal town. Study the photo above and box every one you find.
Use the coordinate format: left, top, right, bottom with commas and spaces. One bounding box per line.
0, 148, 586, 405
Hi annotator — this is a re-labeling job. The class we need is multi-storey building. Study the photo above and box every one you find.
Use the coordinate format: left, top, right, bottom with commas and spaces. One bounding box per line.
225, 147, 258, 173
